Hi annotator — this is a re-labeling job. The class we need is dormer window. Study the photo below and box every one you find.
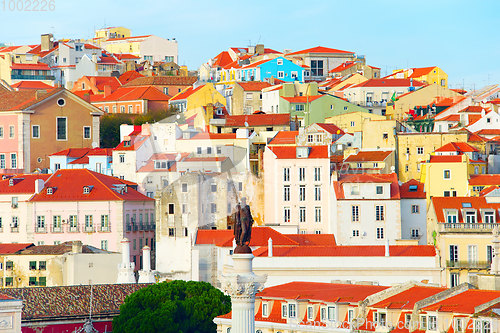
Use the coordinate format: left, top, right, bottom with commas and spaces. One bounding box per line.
83, 186, 90, 194
9, 179, 13, 186
445, 209, 458, 223
376, 185, 383, 195
483, 210, 495, 223
123, 141, 131, 147
281, 303, 287, 318
464, 209, 477, 223
262, 302, 268, 317
296, 147, 310, 158
47, 187, 53, 195
351, 185, 359, 195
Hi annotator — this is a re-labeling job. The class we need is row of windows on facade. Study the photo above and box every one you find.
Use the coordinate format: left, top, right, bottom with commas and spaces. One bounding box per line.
283, 167, 322, 182
177, 181, 243, 195
445, 209, 496, 224
449, 244, 493, 264
0, 119, 89, 142
166, 202, 238, 215
283, 185, 322, 201
351, 204, 420, 222
1, 276, 47, 287
0, 153, 17, 169
282, 206, 323, 224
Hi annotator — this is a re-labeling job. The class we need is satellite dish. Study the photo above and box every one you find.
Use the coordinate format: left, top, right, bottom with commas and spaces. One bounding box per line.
50, 37, 54, 42
176, 114, 180, 119
92, 142, 98, 148
398, 180, 402, 186
175, 153, 181, 162
244, 122, 249, 127
390, 166, 396, 173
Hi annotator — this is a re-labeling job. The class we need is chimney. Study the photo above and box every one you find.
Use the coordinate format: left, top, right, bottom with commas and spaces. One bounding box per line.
82, 93, 90, 103
268, 238, 273, 257
141, 123, 151, 136
41, 34, 54, 52
385, 239, 390, 257
104, 85, 111, 98
121, 238, 131, 264
255, 44, 265, 55
35, 90, 47, 100
72, 240, 83, 254
34, 178, 45, 194
90, 77, 96, 87
142, 246, 151, 271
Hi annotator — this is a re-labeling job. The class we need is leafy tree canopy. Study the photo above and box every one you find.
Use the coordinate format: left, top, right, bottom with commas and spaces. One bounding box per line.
112, 280, 231, 333
99, 113, 133, 148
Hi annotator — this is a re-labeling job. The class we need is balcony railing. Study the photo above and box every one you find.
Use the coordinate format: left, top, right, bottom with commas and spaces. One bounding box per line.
447, 260, 490, 269
69, 226, 79, 232
11, 227, 19, 233
139, 224, 144, 231
126, 224, 132, 232
84, 226, 94, 233
439, 223, 496, 233
52, 226, 62, 233
100, 226, 110, 232
133, 225, 138, 231
11, 74, 55, 80
36, 227, 46, 233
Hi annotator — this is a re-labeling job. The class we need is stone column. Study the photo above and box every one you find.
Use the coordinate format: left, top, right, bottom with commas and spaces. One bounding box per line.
491, 226, 500, 274
219, 252, 267, 333
117, 238, 136, 284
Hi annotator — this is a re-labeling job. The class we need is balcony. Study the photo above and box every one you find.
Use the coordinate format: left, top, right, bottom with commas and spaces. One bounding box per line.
133, 225, 138, 232
100, 226, 110, 232
139, 224, 144, 231
69, 226, 79, 233
126, 224, 132, 232
84, 226, 94, 233
439, 222, 496, 233
11, 74, 55, 80
52, 226, 62, 233
447, 260, 490, 269
11, 227, 19, 233
36, 227, 46, 233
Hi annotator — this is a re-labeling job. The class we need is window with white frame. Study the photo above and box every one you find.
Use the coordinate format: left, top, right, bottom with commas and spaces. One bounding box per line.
119, 155, 125, 163
0, 126, 3, 138
444, 169, 451, 179
351, 121, 355, 127
9, 125, 15, 138
327, 306, 335, 321
454, 318, 463, 332
0, 154, 5, 169
352, 229, 360, 237
277, 58, 283, 65
484, 211, 495, 223
262, 303, 268, 317
411, 229, 419, 238
284, 207, 290, 223
450, 244, 459, 262
465, 210, 476, 223
32, 125, 40, 138
468, 245, 478, 263
283, 185, 290, 201
11, 154, 17, 169
446, 210, 458, 223
351, 185, 359, 195
314, 185, 321, 201
299, 207, 306, 223
277, 71, 284, 78
282, 304, 287, 318
352, 205, 359, 222
428, 316, 437, 330
83, 126, 91, 139
450, 272, 459, 287
307, 306, 314, 320
288, 304, 296, 318
283, 167, 290, 182
376, 186, 383, 195
245, 92, 253, 100
417, 147, 424, 155
376, 227, 384, 239
299, 185, 306, 201
299, 167, 306, 181
315, 207, 321, 223
412, 205, 419, 214
375, 205, 384, 221
314, 167, 321, 181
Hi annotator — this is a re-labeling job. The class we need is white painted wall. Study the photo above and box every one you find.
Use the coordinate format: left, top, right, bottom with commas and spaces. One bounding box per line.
401, 198, 427, 245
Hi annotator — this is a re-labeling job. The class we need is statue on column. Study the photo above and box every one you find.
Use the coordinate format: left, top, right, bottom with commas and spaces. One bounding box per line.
233, 197, 254, 253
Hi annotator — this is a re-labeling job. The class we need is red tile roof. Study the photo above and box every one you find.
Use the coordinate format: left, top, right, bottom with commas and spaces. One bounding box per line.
280, 95, 323, 103
316, 123, 345, 135
344, 150, 393, 162
408, 67, 437, 78
114, 134, 150, 151
10, 81, 54, 90
113, 53, 140, 60
268, 146, 329, 159
435, 142, 479, 153
333, 173, 400, 200
267, 131, 298, 145
187, 132, 237, 140
195, 230, 234, 245
49, 148, 91, 157
285, 234, 336, 246
197, 227, 298, 247
169, 85, 204, 101
475, 129, 500, 136
101, 86, 170, 102
469, 174, 500, 185
181, 157, 228, 162
422, 290, 500, 314
431, 196, 500, 223
10, 62, 51, 70
286, 46, 354, 56
123, 76, 198, 87
84, 43, 101, 50
253, 245, 436, 257
237, 81, 271, 91
458, 106, 486, 113
351, 78, 426, 88
29, 169, 153, 202
437, 115, 460, 122
118, 71, 145, 85
0, 243, 34, 254
329, 61, 357, 73
428, 155, 464, 163
399, 179, 426, 199
225, 113, 290, 127
257, 281, 387, 303
211, 51, 233, 68
0, 174, 51, 194
371, 286, 446, 309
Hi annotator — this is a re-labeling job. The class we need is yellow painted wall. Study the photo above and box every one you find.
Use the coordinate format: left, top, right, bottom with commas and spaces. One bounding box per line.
325, 111, 385, 133
105, 41, 141, 55
95, 27, 131, 40
182, 84, 226, 129
397, 132, 468, 183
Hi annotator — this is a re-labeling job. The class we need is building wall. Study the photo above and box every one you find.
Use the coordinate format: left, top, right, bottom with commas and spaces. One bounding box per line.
397, 132, 468, 183
0, 114, 22, 171
401, 198, 427, 245
421, 157, 469, 202
325, 111, 385, 133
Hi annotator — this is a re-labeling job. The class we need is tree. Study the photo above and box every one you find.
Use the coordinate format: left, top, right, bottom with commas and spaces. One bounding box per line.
99, 113, 133, 148
112, 280, 231, 333
133, 106, 178, 126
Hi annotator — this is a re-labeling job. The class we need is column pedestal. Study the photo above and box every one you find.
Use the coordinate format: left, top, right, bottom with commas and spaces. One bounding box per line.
219, 252, 267, 333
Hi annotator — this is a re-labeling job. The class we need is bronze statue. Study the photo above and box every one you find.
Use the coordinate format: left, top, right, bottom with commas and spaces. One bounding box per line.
233, 197, 253, 251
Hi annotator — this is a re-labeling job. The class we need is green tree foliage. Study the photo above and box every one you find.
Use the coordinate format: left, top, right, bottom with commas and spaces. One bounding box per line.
99, 113, 134, 148
133, 106, 178, 126
112, 280, 231, 333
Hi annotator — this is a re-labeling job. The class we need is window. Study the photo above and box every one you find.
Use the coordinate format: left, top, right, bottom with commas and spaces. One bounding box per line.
197, 147, 202, 154
0, 126, 3, 138
444, 191, 450, 197
308, 134, 314, 143
11, 197, 18, 208
39, 261, 46, 270
352, 205, 359, 222
282, 304, 287, 318
416, 147, 424, 155
327, 306, 335, 321
29, 261, 37, 270
299, 185, 306, 201
9, 125, 15, 138
314, 185, 321, 201
376, 227, 384, 239
405, 165, 409, 172
120, 106, 125, 113
411, 205, 419, 214
299, 207, 306, 223
168, 204, 174, 214
283, 167, 290, 182
83, 126, 91, 139
421, 316, 427, 330
454, 318, 463, 332
11, 154, 16, 169
238, 182, 243, 191
101, 215, 109, 231
429, 316, 437, 331
11, 216, 18, 229
450, 245, 458, 262
37, 215, 45, 230
411, 229, 419, 238
351, 121, 355, 127
283, 185, 290, 201
284, 207, 290, 223
383, 132, 388, 139
53, 215, 62, 231
450, 272, 460, 288
299, 167, 305, 181
207, 147, 212, 154
277, 58, 283, 65
468, 245, 478, 263
352, 229, 360, 237
85, 215, 93, 231
375, 205, 384, 221
376, 186, 383, 194
182, 183, 188, 192
211, 184, 217, 192
484, 211, 495, 223
182, 204, 188, 214
32, 125, 40, 138
128, 105, 133, 113
101, 240, 108, 250
351, 185, 359, 195
0, 154, 4, 168
315, 207, 321, 223
311, 60, 323, 76
262, 303, 268, 317
6, 261, 13, 270
146, 176, 153, 184
444, 170, 451, 179
289, 304, 296, 318
119, 155, 125, 163
211, 203, 217, 214
465, 211, 476, 223
69, 215, 77, 230
169, 228, 175, 236
487, 245, 493, 263
277, 71, 284, 78
314, 167, 321, 181
56, 117, 67, 140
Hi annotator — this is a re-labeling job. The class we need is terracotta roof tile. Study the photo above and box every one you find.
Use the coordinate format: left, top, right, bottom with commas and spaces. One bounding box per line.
329, 61, 356, 73
286, 46, 354, 56
435, 142, 479, 153
344, 150, 393, 162
10, 81, 54, 90
351, 78, 426, 88
195, 230, 234, 245
253, 245, 436, 257
428, 155, 464, 163
10, 62, 51, 70
399, 179, 426, 199
316, 123, 345, 135
333, 173, 400, 200
123, 76, 197, 87
0, 174, 51, 194
267, 131, 298, 145
0, 243, 34, 254
280, 95, 323, 103
225, 114, 290, 127
100, 86, 170, 102
169, 85, 204, 101
371, 286, 446, 309
408, 67, 437, 78
422, 290, 500, 314
237, 81, 271, 91
469, 174, 500, 186
118, 71, 145, 85
431, 196, 500, 223
268, 146, 329, 159
217, 227, 298, 247
285, 234, 336, 246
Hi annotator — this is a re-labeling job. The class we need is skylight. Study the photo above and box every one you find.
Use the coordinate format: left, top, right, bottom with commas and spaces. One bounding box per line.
408, 185, 418, 192
462, 203, 472, 208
